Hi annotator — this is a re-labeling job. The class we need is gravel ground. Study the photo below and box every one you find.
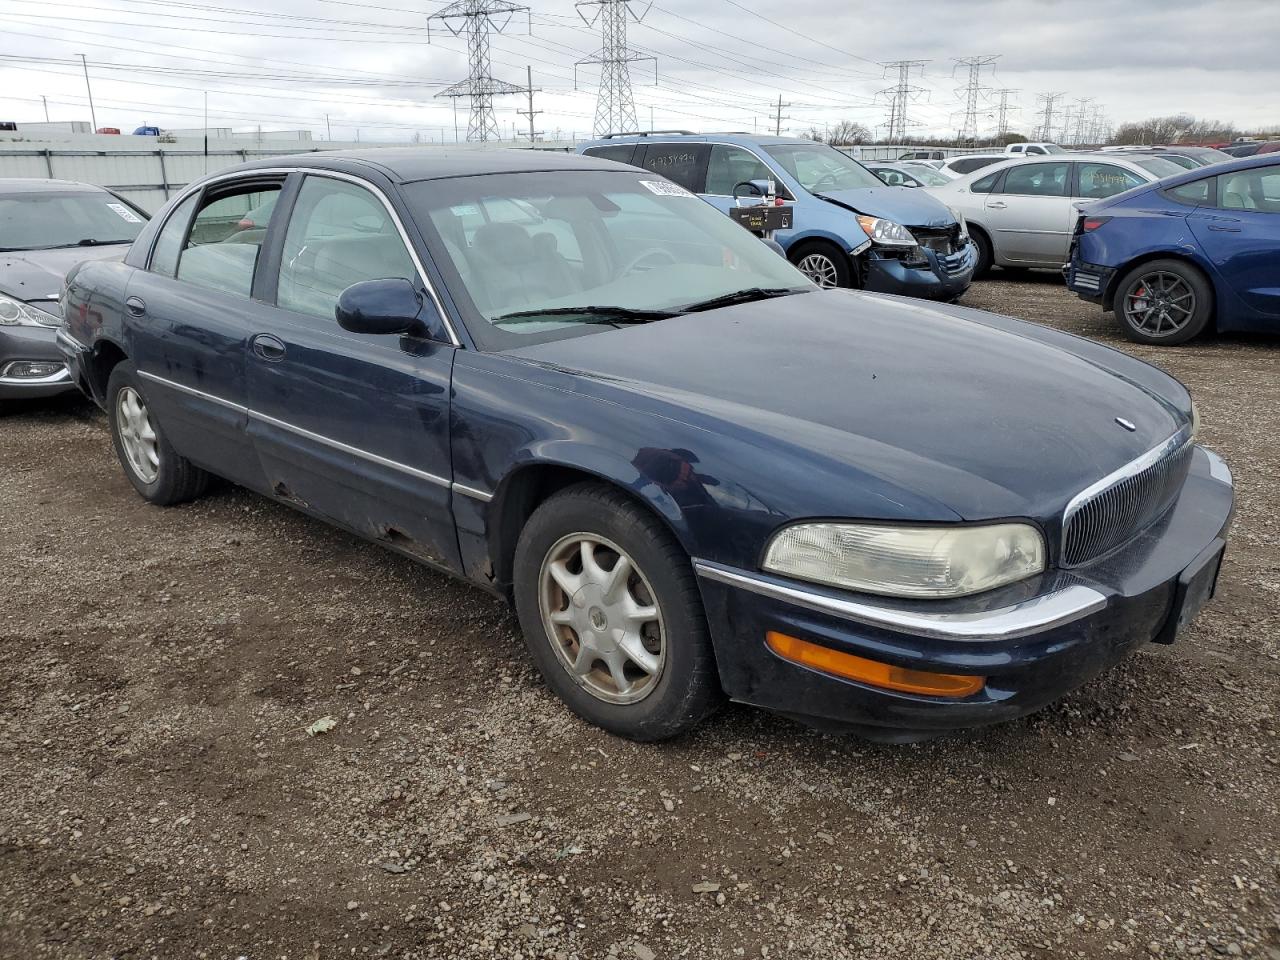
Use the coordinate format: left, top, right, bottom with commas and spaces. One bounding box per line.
1, 272, 1277, 960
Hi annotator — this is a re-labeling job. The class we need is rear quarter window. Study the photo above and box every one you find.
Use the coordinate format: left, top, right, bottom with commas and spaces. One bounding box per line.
582, 144, 638, 166
637, 144, 707, 192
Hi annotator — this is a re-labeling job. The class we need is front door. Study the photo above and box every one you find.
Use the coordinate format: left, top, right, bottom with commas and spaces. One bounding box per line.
245, 172, 461, 572
983, 160, 1074, 265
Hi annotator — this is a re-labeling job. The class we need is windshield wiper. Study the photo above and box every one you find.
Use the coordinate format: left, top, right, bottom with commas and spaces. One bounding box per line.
490, 305, 678, 326
44, 239, 133, 249
675, 286, 811, 314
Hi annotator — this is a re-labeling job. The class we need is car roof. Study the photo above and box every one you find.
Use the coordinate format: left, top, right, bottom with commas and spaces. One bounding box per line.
0, 178, 108, 194
1148, 150, 1280, 188
232, 147, 629, 184
580, 132, 812, 148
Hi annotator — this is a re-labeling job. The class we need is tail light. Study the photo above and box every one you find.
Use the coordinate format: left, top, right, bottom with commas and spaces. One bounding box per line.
1081, 216, 1111, 232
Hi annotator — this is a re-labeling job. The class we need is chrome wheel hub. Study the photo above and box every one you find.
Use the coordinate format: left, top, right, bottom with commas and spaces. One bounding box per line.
1124, 272, 1195, 337
116, 385, 160, 484
538, 533, 665, 705
797, 253, 839, 288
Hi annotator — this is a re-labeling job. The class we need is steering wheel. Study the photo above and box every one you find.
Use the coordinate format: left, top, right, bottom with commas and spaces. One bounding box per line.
809, 171, 842, 192
620, 246, 679, 277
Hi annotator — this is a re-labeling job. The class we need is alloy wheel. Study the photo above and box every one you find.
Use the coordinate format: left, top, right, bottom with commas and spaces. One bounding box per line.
797, 252, 840, 288
1123, 271, 1197, 338
116, 386, 160, 484
537, 532, 666, 705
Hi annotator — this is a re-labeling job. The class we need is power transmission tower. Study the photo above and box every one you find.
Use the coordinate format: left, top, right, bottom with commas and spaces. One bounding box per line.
1073, 97, 1094, 146
517, 64, 542, 141
575, 0, 657, 138
1035, 91, 1065, 141
429, 0, 531, 143
994, 88, 1019, 139
1058, 103, 1076, 145
952, 55, 1000, 144
877, 60, 929, 144
771, 94, 790, 136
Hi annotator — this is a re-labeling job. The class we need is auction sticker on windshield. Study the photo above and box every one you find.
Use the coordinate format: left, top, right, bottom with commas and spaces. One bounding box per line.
639, 180, 696, 198
106, 202, 143, 223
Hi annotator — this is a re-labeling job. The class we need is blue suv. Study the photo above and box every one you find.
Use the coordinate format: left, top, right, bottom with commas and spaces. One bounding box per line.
579, 133, 976, 300
1066, 153, 1280, 344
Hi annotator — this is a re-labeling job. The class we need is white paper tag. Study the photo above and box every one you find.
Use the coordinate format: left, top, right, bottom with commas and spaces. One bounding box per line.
638, 180, 695, 198
106, 202, 143, 223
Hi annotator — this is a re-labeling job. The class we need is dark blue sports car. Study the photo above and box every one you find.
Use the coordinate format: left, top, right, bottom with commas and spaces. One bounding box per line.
59, 149, 1233, 742
1067, 153, 1280, 344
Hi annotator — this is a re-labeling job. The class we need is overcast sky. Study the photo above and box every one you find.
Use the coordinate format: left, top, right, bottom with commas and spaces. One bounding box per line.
0, 0, 1275, 143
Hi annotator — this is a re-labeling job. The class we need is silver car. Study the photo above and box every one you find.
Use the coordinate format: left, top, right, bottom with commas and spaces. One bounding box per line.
929, 153, 1186, 275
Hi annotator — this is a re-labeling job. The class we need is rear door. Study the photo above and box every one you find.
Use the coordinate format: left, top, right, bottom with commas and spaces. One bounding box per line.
127, 174, 285, 486
244, 171, 462, 571
983, 160, 1074, 264
1189, 163, 1280, 322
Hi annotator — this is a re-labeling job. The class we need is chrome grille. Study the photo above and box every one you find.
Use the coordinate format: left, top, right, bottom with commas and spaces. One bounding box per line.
1061, 430, 1195, 567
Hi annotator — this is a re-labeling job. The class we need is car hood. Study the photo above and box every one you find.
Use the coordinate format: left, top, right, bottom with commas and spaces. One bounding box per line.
814, 187, 957, 228
0, 244, 130, 308
507, 290, 1189, 523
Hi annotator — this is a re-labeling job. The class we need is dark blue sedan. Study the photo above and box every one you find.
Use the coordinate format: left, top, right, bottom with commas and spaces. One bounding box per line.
59, 149, 1233, 742
1067, 153, 1280, 344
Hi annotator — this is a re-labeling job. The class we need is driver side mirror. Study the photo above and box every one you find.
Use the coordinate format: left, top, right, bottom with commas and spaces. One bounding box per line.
336, 278, 432, 336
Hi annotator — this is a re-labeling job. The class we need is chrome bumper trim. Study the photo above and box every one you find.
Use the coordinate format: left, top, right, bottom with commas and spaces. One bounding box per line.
693, 560, 1107, 642
0, 365, 72, 386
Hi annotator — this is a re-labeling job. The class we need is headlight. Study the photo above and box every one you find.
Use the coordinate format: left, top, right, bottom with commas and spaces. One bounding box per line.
854, 214, 916, 247
1190, 401, 1200, 439
0, 294, 59, 327
763, 521, 1046, 599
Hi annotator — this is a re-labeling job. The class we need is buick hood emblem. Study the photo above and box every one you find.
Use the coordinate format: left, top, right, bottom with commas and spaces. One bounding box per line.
1115, 417, 1137, 432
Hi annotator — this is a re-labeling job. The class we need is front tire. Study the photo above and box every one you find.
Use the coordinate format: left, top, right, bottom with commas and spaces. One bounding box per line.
512, 483, 722, 741
789, 240, 854, 289
107, 362, 209, 505
1114, 259, 1213, 345
968, 228, 993, 278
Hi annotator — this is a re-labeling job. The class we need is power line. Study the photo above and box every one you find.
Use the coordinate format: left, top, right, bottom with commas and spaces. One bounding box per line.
428, 0, 532, 142
574, 0, 655, 137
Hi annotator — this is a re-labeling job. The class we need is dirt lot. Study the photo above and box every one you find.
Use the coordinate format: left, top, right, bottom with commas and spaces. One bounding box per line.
1, 273, 1277, 960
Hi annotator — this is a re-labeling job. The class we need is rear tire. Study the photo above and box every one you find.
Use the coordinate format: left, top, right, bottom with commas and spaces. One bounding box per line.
1113, 259, 1213, 345
512, 482, 723, 741
107, 361, 209, 505
789, 240, 854, 289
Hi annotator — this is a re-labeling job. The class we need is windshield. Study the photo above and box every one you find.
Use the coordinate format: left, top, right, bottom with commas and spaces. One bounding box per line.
906, 166, 950, 186
761, 142, 885, 193
403, 170, 812, 351
1132, 157, 1188, 180
0, 191, 147, 251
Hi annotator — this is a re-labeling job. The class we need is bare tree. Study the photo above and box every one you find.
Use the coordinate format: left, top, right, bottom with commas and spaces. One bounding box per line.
1110, 114, 1238, 145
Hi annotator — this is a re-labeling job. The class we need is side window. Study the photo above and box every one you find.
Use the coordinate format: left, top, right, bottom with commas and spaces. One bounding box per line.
149, 192, 198, 278
951, 157, 999, 175
1076, 163, 1145, 199
970, 171, 1002, 194
583, 144, 637, 165
1027, 146, 1046, 155
1166, 179, 1212, 206
704, 145, 778, 196
1216, 167, 1280, 213
1008, 145, 1024, 154
1001, 162, 1069, 197
176, 182, 281, 298
638, 144, 707, 192
277, 176, 417, 322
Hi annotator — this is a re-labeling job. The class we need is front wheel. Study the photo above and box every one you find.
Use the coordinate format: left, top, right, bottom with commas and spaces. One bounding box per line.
107, 362, 209, 505
512, 483, 722, 741
789, 241, 854, 289
1114, 259, 1213, 345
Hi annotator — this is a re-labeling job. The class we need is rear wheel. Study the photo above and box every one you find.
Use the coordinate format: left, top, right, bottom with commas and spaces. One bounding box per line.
512, 483, 722, 740
1114, 259, 1213, 345
789, 241, 854, 289
107, 362, 209, 505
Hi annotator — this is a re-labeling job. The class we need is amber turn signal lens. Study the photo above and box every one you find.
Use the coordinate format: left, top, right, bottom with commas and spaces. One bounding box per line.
765, 632, 984, 698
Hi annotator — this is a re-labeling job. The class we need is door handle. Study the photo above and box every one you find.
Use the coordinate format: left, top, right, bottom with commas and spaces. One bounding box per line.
125, 296, 146, 318
251, 333, 286, 362
987, 201, 1007, 209
1207, 225, 1241, 233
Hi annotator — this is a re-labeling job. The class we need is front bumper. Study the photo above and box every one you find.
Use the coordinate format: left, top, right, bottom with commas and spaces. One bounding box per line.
0, 323, 76, 399
863, 240, 976, 301
694, 445, 1233, 740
